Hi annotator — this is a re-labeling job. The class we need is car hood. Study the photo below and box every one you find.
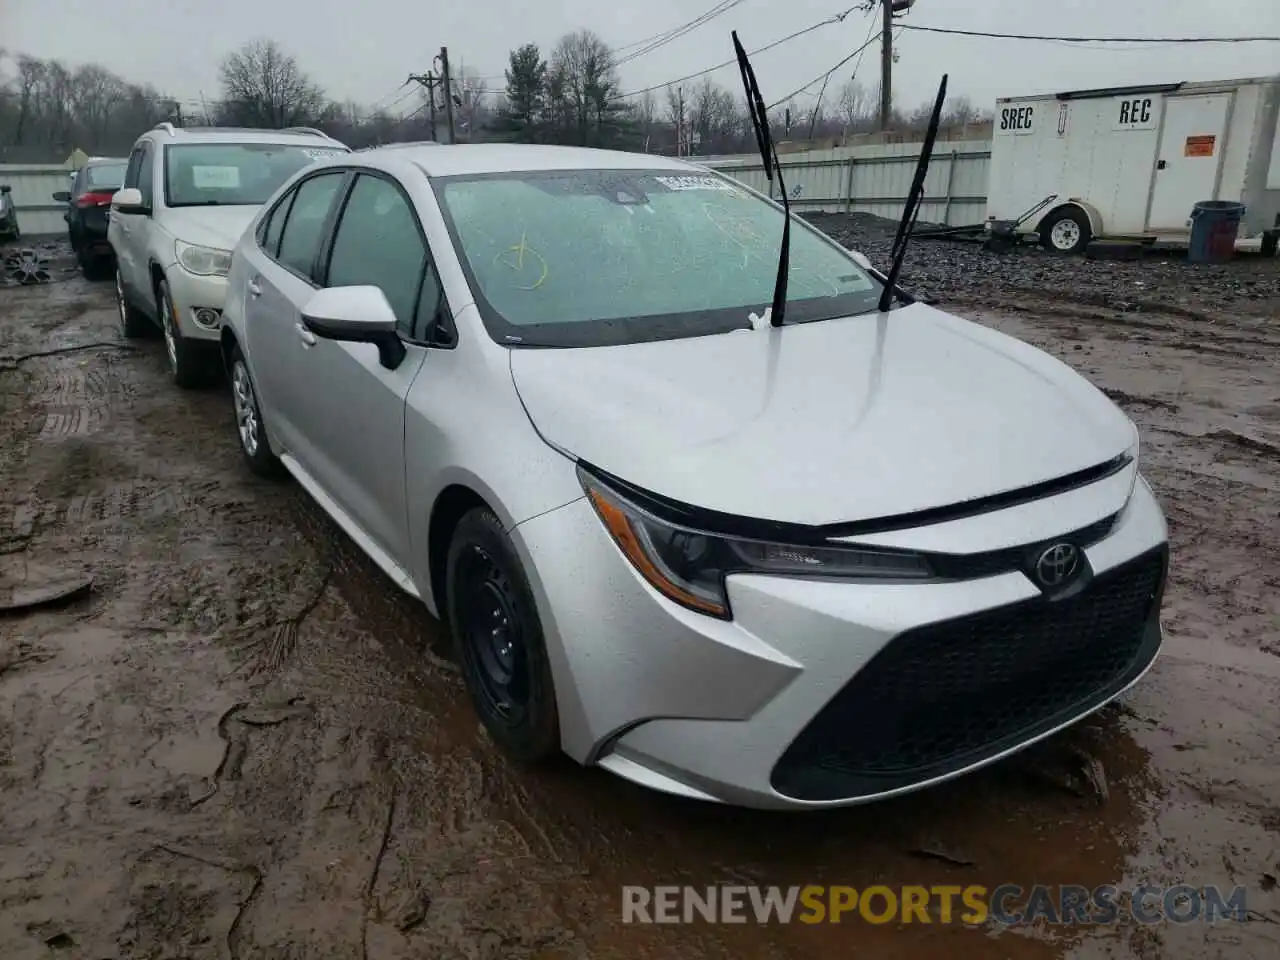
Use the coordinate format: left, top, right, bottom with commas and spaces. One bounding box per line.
509, 302, 1136, 527
163, 206, 260, 252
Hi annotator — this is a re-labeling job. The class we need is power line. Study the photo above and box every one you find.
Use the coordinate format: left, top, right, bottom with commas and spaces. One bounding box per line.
767, 30, 882, 111
613, 1, 750, 69
806, 9, 880, 136
616, 5, 863, 100
897, 24, 1280, 44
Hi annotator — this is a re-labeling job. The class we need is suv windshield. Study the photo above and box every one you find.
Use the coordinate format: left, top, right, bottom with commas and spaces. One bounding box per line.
85, 162, 126, 188
433, 169, 882, 347
164, 142, 346, 207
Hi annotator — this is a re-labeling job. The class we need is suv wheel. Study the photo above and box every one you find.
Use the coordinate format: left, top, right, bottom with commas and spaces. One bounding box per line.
116, 267, 151, 338
157, 278, 214, 388
229, 344, 283, 477
445, 507, 560, 762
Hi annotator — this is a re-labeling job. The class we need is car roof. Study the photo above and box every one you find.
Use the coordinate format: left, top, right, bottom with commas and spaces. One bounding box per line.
141, 126, 349, 149
369, 143, 706, 178
85, 156, 127, 166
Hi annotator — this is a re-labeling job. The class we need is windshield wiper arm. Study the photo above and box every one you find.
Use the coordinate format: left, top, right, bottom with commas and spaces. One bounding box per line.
732, 31, 789, 328
877, 74, 948, 312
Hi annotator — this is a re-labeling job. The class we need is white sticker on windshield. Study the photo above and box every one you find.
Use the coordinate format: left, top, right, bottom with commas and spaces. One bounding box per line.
192, 166, 241, 189
654, 175, 739, 194
304, 148, 344, 160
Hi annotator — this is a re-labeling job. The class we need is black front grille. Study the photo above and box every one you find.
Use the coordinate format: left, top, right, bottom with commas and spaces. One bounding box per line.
772, 546, 1167, 802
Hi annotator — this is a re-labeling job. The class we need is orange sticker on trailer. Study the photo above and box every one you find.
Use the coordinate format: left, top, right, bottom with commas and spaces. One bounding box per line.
1184, 135, 1216, 157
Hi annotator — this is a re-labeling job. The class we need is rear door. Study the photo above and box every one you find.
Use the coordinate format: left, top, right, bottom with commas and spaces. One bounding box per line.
242, 170, 348, 460
286, 171, 434, 566
1147, 94, 1231, 230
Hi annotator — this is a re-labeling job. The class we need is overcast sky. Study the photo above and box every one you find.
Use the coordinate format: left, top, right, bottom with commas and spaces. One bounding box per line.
4, 0, 1278, 118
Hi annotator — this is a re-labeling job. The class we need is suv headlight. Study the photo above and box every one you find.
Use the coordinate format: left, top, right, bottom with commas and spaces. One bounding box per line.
175, 240, 232, 277
579, 467, 932, 619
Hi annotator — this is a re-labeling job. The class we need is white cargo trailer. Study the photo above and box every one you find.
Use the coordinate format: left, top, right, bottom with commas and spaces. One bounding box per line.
985, 76, 1280, 255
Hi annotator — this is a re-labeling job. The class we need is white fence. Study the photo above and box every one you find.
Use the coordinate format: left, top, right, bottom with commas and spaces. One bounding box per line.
0, 164, 76, 236
700, 139, 993, 227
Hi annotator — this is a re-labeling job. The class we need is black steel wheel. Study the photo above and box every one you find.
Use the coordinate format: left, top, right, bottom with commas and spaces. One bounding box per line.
445, 507, 559, 761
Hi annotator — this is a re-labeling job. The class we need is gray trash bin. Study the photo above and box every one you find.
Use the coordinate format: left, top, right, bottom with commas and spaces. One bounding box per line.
1188, 201, 1245, 263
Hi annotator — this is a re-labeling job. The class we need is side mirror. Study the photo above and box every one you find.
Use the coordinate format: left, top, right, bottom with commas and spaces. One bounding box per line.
0, 185, 10, 195
301, 286, 406, 370
111, 187, 149, 215
52, 191, 71, 203
849, 250, 873, 271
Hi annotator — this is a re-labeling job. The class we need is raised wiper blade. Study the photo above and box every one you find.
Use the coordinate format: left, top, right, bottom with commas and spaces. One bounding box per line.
732, 31, 789, 328
877, 74, 948, 313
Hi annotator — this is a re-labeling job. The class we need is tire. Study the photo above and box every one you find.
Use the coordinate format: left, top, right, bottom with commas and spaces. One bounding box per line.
115, 265, 152, 339
1040, 207, 1092, 255
157, 277, 216, 389
79, 248, 109, 281
445, 507, 560, 762
228, 344, 283, 478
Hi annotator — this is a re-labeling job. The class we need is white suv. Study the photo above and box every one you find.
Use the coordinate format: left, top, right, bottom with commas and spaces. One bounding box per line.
109, 123, 349, 386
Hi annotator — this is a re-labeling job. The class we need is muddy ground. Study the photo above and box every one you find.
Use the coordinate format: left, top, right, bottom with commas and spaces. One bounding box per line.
0, 234, 1277, 960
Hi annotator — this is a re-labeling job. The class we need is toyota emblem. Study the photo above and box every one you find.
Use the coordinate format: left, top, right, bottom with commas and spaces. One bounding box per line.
1035, 543, 1080, 588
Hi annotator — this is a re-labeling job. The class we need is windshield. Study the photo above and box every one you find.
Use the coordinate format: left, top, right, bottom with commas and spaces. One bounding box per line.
164, 142, 347, 207
432, 169, 881, 347
85, 162, 126, 189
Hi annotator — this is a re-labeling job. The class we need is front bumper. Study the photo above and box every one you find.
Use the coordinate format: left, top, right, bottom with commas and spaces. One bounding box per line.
163, 263, 228, 342
515, 473, 1168, 810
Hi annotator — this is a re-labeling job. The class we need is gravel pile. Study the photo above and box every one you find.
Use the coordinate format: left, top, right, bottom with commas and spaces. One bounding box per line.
803, 211, 1280, 319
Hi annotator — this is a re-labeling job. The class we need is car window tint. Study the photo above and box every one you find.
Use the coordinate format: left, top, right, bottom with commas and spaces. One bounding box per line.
124, 148, 143, 189
276, 173, 344, 278
261, 189, 294, 258
326, 174, 426, 335
86, 163, 126, 189
136, 145, 154, 205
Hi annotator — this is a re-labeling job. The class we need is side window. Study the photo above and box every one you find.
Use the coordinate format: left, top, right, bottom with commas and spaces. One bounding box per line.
123, 147, 143, 189
135, 144, 154, 205
260, 189, 295, 258
325, 174, 428, 337
277, 173, 345, 279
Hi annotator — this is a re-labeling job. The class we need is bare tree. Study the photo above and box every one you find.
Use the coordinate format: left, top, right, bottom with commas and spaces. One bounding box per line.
837, 78, 874, 135
665, 86, 687, 154
547, 29, 626, 147
452, 65, 490, 140
217, 39, 325, 128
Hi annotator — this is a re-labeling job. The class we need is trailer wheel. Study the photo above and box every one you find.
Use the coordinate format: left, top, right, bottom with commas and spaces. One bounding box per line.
1040, 208, 1092, 255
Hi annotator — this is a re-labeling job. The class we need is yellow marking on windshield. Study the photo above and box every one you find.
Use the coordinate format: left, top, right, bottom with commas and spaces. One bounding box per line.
493, 230, 549, 291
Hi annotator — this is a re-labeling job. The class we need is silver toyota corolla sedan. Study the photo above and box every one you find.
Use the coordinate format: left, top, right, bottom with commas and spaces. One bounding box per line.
218, 143, 1168, 810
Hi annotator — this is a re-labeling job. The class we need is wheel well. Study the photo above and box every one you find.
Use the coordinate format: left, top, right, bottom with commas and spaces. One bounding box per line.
428, 485, 490, 614
220, 326, 240, 374
148, 262, 166, 306
1035, 202, 1098, 239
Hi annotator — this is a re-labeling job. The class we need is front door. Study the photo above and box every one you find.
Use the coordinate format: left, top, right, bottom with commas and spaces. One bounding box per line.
1147, 94, 1231, 231
285, 171, 434, 567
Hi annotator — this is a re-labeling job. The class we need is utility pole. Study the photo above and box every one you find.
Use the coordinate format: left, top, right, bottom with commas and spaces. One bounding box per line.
879, 0, 893, 131
407, 72, 439, 140
676, 86, 685, 157
437, 47, 456, 144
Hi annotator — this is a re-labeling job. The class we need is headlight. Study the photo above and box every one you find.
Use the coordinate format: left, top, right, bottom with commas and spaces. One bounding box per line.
579, 468, 932, 619
175, 240, 232, 277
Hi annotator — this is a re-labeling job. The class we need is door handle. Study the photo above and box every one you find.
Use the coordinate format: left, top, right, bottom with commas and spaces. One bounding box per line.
248, 280, 262, 298
1157, 160, 1167, 170
295, 322, 317, 347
